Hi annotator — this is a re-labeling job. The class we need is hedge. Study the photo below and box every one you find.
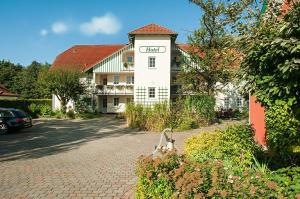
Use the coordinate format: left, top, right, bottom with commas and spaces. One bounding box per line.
0, 99, 52, 116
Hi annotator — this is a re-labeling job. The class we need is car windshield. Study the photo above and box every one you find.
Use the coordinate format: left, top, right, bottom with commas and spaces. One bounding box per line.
11, 110, 28, 118
0, 110, 13, 117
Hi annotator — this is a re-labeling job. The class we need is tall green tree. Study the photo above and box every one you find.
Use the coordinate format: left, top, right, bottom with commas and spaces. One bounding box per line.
0, 60, 22, 90
11, 61, 51, 98
39, 69, 86, 112
179, 0, 260, 96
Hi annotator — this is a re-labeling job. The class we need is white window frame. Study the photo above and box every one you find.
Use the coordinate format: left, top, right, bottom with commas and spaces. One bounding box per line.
224, 97, 230, 109
113, 97, 119, 106
148, 87, 156, 98
113, 75, 120, 85
237, 97, 242, 107
148, 57, 156, 69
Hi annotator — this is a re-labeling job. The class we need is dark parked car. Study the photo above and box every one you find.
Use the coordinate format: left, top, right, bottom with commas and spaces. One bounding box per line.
0, 108, 32, 134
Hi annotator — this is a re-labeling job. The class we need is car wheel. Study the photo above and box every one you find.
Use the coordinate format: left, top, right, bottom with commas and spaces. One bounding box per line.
0, 123, 8, 134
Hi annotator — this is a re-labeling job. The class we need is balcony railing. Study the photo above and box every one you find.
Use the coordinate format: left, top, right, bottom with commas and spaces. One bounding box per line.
95, 85, 134, 95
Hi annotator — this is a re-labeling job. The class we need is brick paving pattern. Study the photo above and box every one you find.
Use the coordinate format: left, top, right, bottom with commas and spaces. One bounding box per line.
0, 116, 242, 199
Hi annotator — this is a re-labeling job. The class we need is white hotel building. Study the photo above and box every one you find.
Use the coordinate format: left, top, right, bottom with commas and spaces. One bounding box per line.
52, 23, 245, 113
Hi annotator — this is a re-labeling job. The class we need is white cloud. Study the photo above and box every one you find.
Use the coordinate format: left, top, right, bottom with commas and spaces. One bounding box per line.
51, 22, 68, 34
40, 29, 48, 36
80, 13, 121, 36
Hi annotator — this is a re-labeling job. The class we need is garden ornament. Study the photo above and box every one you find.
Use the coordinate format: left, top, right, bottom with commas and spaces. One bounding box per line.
152, 128, 175, 156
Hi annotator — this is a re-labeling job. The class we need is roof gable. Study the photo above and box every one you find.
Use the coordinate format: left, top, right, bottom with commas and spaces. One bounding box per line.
129, 23, 177, 35
51, 44, 126, 71
0, 85, 18, 97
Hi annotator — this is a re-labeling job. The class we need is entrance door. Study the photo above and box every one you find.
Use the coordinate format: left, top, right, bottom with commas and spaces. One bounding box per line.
102, 98, 107, 113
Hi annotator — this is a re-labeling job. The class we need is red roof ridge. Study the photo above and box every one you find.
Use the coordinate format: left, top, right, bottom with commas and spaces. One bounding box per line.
129, 23, 177, 35
51, 44, 127, 71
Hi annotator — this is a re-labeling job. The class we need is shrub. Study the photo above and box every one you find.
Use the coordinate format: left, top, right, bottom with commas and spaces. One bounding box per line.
185, 125, 262, 170
66, 109, 75, 119
125, 97, 216, 132
28, 103, 39, 118
125, 102, 171, 131
0, 99, 52, 117
136, 151, 283, 198
265, 100, 300, 167
39, 104, 52, 116
184, 94, 215, 125
271, 167, 300, 198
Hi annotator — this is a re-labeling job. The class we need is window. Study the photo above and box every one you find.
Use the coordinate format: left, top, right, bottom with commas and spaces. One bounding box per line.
113, 98, 119, 106
237, 97, 242, 107
102, 98, 107, 108
127, 56, 134, 63
113, 75, 119, 85
126, 76, 134, 84
224, 97, 230, 109
148, 57, 156, 68
148, 87, 156, 98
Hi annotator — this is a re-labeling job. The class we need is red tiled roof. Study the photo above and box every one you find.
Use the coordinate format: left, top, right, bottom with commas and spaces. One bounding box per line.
0, 85, 18, 97
177, 44, 205, 59
129, 23, 177, 35
51, 45, 126, 71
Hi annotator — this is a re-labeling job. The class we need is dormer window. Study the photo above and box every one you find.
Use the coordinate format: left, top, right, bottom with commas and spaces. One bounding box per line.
123, 51, 134, 65
127, 56, 134, 63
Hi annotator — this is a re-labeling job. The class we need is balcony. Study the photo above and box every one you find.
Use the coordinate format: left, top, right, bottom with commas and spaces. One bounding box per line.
95, 85, 134, 95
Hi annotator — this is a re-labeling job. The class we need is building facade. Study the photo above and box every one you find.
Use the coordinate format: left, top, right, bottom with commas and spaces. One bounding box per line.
52, 23, 246, 113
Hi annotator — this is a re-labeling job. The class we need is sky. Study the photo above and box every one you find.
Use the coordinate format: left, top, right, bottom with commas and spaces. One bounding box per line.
0, 0, 202, 66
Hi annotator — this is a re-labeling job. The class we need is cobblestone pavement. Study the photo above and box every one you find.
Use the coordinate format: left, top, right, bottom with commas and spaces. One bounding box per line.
0, 116, 243, 199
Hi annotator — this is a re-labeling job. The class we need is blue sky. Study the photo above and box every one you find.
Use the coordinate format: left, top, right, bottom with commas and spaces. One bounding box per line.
0, 0, 202, 66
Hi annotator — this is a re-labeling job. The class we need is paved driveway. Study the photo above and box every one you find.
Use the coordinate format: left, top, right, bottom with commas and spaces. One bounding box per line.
0, 116, 242, 199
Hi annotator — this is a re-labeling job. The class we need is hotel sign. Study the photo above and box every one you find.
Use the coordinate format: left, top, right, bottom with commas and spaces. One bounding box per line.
139, 46, 166, 53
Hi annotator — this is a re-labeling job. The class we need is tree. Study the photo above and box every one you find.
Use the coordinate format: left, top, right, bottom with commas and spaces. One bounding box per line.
179, 0, 260, 96
11, 61, 51, 98
240, 1, 300, 118
0, 60, 22, 90
39, 69, 86, 112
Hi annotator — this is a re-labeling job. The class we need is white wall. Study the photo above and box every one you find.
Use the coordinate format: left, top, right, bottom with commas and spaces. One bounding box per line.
134, 35, 171, 104
97, 95, 132, 113
215, 83, 246, 110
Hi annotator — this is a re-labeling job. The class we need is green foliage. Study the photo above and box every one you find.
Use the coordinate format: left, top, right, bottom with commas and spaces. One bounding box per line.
75, 96, 93, 113
39, 69, 86, 113
125, 96, 215, 132
125, 102, 170, 132
271, 167, 300, 198
0, 99, 51, 117
265, 100, 300, 167
0, 60, 51, 98
136, 152, 283, 198
184, 94, 215, 124
0, 60, 22, 90
185, 125, 262, 170
28, 103, 52, 118
179, 0, 260, 96
240, 2, 300, 119
66, 109, 75, 119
